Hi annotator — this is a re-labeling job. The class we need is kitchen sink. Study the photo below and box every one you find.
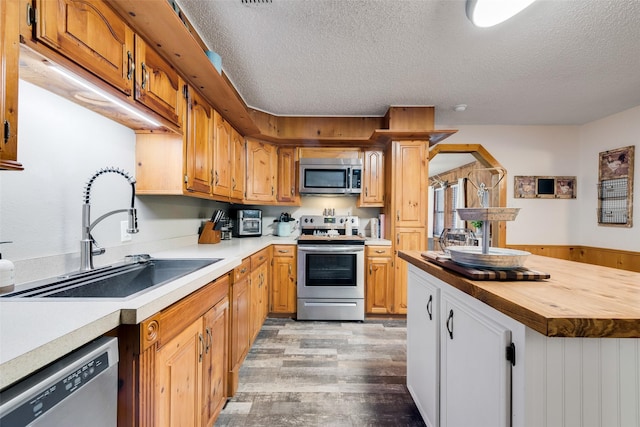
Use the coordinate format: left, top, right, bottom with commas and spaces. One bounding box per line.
0, 257, 221, 299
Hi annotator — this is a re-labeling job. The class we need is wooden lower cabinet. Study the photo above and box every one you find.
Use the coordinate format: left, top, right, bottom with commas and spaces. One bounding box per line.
228, 257, 251, 396
154, 318, 204, 426
270, 245, 297, 313
118, 274, 229, 427
365, 246, 393, 314
249, 247, 270, 342
393, 228, 426, 314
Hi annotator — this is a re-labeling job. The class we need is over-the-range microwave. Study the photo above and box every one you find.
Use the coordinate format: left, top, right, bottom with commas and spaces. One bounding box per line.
299, 158, 362, 195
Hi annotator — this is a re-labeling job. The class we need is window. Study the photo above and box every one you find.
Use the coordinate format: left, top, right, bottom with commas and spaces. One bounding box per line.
434, 187, 445, 236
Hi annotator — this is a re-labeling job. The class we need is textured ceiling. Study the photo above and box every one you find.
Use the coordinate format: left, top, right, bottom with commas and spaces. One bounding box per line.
175, 0, 640, 127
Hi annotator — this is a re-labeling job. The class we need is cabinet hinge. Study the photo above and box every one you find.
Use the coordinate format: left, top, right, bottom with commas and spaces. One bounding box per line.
26, 3, 37, 26
506, 342, 516, 366
3, 120, 10, 144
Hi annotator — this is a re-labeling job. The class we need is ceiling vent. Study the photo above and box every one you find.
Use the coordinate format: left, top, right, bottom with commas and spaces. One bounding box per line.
241, 0, 272, 3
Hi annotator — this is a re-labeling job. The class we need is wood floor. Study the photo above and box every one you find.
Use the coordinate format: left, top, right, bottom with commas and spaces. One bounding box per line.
215, 317, 426, 426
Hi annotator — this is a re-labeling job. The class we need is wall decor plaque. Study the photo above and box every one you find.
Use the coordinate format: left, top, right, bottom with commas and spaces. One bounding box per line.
598, 145, 634, 227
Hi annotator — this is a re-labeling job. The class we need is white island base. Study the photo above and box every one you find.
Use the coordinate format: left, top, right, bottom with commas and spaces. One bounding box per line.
407, 264, 640, 427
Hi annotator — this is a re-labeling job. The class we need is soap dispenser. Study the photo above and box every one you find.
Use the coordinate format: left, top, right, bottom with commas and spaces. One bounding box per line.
0, 241, 15, 293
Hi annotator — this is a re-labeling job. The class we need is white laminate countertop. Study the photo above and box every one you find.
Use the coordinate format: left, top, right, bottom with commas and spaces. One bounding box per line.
0, 235, 390, 390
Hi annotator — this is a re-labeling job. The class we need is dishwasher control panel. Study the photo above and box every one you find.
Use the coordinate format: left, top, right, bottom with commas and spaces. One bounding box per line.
0, 336, 118, 426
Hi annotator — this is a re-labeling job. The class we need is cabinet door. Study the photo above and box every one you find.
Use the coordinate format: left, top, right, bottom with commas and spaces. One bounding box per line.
271, 245, 297, 313
245, 139, 277, 203
185, 87, 213, 195
407, 266, 440, 427
360, 150, 384, 206
231, 275, 250, 366
393, 228, 426, 314
249, 261, 268, 343
365, 247, 393, 314
1, 0, 21, 170
440, 291, 512, 427
230, 128, 245, 201
212, 110, 232, 198
36, 0, 134, 95
155, 318, 203, 427
276, 146, 299, 204
202, 297, 229, 426
134, 35, 181, 125
393, 141, 427, 227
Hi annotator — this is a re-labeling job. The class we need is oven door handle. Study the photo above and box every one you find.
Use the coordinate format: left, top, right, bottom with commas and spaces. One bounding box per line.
298, 246, 364, 253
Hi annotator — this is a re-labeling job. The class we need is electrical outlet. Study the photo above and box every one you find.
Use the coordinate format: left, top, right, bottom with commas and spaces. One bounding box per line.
121, 220, 132, 242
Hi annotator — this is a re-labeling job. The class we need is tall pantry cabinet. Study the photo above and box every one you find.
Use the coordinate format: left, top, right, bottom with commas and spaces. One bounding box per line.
381, 106, 432, 314
384, 140, 428, 314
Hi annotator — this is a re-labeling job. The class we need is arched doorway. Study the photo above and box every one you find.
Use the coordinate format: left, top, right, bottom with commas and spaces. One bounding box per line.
428, 144, 508, 247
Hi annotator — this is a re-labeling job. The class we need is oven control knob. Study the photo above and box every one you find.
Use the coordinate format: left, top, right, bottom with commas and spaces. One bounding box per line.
339, 218, 344, 223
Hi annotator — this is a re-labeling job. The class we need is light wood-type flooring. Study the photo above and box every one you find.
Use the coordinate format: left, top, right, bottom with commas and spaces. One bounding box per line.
215, 318, 426, 426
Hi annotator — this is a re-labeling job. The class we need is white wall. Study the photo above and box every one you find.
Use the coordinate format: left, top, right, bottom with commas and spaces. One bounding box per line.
441, 109, 639, 251
577, 105, 640, 250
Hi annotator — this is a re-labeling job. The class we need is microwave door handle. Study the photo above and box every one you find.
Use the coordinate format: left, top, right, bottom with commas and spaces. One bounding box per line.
347, 167, 351, 189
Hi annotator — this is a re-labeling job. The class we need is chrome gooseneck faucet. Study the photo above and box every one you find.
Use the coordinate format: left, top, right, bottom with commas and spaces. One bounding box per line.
80, 167, 139, 271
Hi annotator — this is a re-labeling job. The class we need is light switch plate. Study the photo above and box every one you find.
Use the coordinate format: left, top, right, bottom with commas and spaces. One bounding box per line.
121, 220, 132, 242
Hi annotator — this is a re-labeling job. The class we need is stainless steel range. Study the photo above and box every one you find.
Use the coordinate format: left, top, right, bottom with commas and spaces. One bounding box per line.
297, 215, 365, 321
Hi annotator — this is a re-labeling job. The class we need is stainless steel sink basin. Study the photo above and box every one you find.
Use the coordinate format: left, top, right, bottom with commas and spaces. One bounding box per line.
0, 258, 221, 299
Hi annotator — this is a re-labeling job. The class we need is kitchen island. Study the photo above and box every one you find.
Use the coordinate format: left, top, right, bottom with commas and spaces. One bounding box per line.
400, 250, 640, 427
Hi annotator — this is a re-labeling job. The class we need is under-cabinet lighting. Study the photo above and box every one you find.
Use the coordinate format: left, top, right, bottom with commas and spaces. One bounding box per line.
48, 65, 162, 127
466, 0, 536, 28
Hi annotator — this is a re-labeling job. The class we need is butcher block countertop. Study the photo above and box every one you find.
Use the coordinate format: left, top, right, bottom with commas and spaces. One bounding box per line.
399, 251, 640, 338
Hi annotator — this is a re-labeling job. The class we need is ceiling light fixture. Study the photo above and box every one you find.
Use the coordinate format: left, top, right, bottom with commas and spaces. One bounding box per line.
466, 0, 536, 28
48, 65, 162, 127
453, 104, 467, 112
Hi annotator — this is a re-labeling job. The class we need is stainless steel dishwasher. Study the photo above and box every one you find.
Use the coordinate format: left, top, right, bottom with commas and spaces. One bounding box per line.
0, 336, 118, 426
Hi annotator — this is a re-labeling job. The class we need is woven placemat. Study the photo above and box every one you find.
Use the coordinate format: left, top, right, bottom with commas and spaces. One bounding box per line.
421, 251, 550, 281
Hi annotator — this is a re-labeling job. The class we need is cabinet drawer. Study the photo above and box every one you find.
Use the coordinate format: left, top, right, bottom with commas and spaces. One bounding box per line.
251, 247, 270, 268
233, 258, 251, 283
140, 274, 230, 351
366, 246, 392, 257
273, 245, 295, 258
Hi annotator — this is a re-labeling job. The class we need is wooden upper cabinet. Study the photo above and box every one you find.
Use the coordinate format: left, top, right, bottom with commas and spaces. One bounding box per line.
360, 150, 384, 207
245, 138, 277, 203
35, 0, 134, 96
212, 110, 232, 198
230, 127, 245, 201
134, 35, 182, 126
1, 0, 22, 170
393, 141, 427, 227
276, 146, 300, 205
185, 87, 213, 195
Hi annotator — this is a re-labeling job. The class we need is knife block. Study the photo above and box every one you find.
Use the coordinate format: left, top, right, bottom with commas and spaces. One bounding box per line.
198, 222, 221, 244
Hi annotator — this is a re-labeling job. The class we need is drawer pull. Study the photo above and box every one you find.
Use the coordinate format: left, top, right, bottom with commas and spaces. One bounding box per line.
375, 250, 385, 254
446, 309, 454, 340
